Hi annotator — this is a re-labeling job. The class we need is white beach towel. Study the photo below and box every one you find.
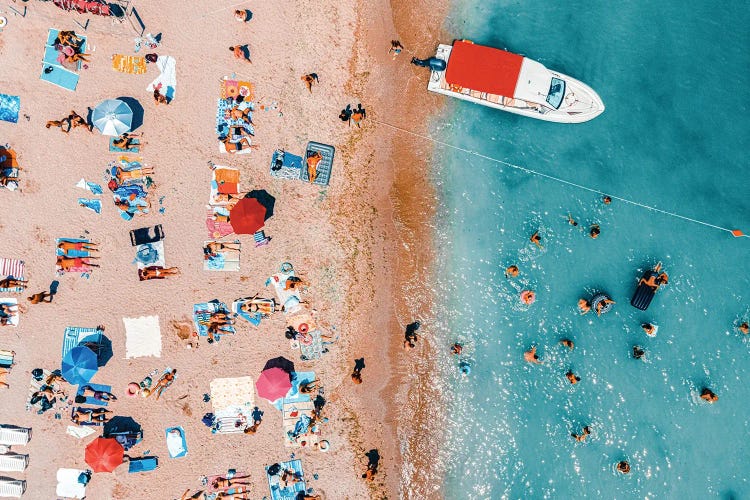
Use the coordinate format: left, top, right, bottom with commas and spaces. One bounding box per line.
66, 426, 95, 440
0, 298, 19, 327
56, 468, 86, 499
123, 315, 161, 358
166, 429, 185, 458
146, 55, 176, 100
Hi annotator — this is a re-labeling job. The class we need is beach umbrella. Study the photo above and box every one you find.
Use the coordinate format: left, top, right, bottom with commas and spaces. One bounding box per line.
61, 346, 98, 386
92, 99, 133, 136
230, 197, 266, 234
246, 190, 275, 220
85, 437, 124, 473
103, 416, 142, 437
262, 356, 295, 374
256, 367, 292, 402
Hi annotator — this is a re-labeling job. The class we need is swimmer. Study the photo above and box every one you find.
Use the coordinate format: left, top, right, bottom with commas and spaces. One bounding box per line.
616, 461, 630, 474
571, 425, 590, 442
595, 298, 615, 316
565, 371, 581, 385
632, 345, 645, 359
559, 339, 574, 350
505, 265, 519, 278
589, 224, 600, 239
567, 214, 578, 227
700, 388, 718, 403
450, 343, 462, 355
530, 231, 542, 248
578, 299, 591, 315
603, 196, 612, 205
739, 322, 749, 334
524, 346, 542, 364
641, 323, 656, 336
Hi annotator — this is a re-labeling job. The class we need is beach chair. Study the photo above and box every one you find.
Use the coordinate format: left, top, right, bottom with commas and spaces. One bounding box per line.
0, 454, 28, 473
0, 477, 25, 498
0, 426, 31, 447
127, 456, 158, 473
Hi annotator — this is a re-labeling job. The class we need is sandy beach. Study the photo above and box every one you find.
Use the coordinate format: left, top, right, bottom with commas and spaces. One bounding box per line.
0, 0, 451, 497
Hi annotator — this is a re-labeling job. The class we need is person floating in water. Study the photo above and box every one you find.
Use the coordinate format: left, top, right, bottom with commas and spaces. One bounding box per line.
567, 214, 578, 227
571, 425, 590, 442
641, 323, 657, 336
639, 263, 669, 292
530, 231, 542, 248
565, 370, 581, 385
632, 345, 645, 359
595, 297, 615, 316
524, 346, 542, 364
505, 265, 519, 278
737, 322, 748, 334
589, 224, 600, 239
559, 339, 574, 350
578, 299, 591, 315
700, 388, 718, 403
450, 343, 462, 355
603, 196, 612, 205
616, 460, 630, 474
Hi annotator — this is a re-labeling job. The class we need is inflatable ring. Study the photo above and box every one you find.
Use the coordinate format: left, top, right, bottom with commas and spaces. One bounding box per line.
318, 440, 330, 452
520, 290, 536, 305
126, 382, 140, 397
300, 332, 313, 346
591, 293, 614, 315
0, 17, 8, 28
298, 323, 309, 334
459, 363, 471, 375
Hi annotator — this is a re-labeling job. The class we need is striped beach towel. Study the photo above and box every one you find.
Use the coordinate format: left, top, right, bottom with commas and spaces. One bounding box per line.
112, 54, 147, 74
0, 258, 25, 292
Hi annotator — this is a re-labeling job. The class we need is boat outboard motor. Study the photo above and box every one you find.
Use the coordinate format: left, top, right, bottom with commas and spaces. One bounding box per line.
411, 57, 447, 72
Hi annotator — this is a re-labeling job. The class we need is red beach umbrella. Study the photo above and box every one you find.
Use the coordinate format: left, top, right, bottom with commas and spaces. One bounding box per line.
256, 367, 292, 402
230, 197, 267, 234
85, 437, 124, 473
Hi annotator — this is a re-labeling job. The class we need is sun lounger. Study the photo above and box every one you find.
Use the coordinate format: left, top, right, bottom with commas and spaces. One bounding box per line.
0, 259, 25, 293
299, 141, 335, 186
56, 468, 86, 499
266, 459, 305, 500
0, 476, 26, 498
127, 456, 158, 473
112, 54, 147, 74
165, 427, 187, 458
0, 300, 18, 328
0, 454, 28, 473
0, 426, 31, 447
0, 351, 14, 369
109, 136, 140, 153
130, 225, 164, 246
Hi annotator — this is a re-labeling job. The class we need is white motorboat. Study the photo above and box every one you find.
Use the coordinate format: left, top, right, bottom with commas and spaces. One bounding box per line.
418, 40, 604, 123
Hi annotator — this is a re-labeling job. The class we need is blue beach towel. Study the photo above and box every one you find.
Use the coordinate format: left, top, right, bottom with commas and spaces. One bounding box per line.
0, 94, 20, 123
109, 136, 140, 153
266, 459, 306, 500
78, 198, 102, 214
76, 383, 112, 407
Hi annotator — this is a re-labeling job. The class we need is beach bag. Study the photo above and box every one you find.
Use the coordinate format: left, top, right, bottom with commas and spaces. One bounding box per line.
201, 413, 215, 428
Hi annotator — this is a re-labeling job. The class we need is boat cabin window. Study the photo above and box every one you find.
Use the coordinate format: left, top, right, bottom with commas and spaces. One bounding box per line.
546, 77, 565, 109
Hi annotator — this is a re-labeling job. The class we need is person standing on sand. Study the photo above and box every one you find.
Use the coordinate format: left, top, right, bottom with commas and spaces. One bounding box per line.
339, 104, 352, 125
404, 320, 420, 350
351, 358, 365, 384
352, 103, 366, 127
301, 73, 319, 93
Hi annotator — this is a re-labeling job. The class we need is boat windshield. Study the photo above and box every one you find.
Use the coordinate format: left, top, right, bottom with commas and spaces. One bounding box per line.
546, 77, 565, 109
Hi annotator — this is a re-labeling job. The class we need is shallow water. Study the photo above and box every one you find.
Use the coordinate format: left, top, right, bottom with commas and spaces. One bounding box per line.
430, 1, 750, 498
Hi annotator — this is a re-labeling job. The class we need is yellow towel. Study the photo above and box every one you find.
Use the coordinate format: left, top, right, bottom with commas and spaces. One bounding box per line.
112, 54, 147, 75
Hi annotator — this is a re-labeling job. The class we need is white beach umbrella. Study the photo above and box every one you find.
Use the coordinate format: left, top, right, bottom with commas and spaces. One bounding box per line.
92, 99, 133, 136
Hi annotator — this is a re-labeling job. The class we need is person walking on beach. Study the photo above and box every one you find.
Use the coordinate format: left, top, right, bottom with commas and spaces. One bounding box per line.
389, 40, 404, 59
339, 104, 353, 125
301, 73, 319, 93
524, 346, 542, 364
234, 9, 252, 22
404, 321, 420, 350
27, 291, 53, 304
352, 103, 366, 127
351, 358, 365, 384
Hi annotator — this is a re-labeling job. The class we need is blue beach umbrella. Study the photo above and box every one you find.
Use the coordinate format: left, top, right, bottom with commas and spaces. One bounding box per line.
92, 99, 133, 136
61, 346, 98, 386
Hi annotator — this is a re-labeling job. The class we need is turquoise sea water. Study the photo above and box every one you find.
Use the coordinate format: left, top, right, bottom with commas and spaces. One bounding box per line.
430, 1, 750, 498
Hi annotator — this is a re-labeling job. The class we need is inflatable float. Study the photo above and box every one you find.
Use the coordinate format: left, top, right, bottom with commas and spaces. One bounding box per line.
631, 264, 668, 311
591, 293, 614, 315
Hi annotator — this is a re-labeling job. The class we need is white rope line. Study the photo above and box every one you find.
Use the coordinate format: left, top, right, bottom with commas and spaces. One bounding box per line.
372, 119, 748, 239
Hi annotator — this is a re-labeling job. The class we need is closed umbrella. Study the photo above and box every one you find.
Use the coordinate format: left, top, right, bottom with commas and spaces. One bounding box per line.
92, 99, 133, 136
255, 367, 292, 402
230, 197, 267, 234
85, 437, 124, 473
61, 346, 98, 386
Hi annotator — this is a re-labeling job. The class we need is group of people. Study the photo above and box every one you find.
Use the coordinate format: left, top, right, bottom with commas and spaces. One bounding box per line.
107, 157, 152, 219
57, 240, 101, 271
338, 103, 366, 127
219, 99, 257, 153
52, 30, 90, 66
45, 110, 90, 134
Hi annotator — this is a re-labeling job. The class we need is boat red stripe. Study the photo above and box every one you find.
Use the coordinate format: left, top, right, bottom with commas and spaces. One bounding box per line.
445, 40, 523, 97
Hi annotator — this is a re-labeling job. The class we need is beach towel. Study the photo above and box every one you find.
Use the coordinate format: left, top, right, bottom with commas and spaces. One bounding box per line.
220, 79, 254, 101
134, 240, 165, 269
56, 468, 87, 499
266, 272, 302, 315
109, 136, 140, 153
269, 149, 303, 181
206, 207, 235, 239
55, 238, 94, 276
62, 326, 102, 359
0, 259, 25, 292
299, 330, 325, 361
203, 473, 252, 493
78, 198, 102, 214
0, 350, 14, 369
282, 400, 318, 448
26, 369, 62, 413
203, 241, 240, 272
0, 299, 19, 328
0, 168, 20, 191
193, 301, 235, 339
75, 178, 103, 194
130, 225, 164, 246
112, 54, 147, 74
123, 315, 161, 358
266, 459, 306, 500
232, 297, 275, 327
0, 94, 20, 124
165, 426, 187, 458
146, 55, 176, 101
210, 376, 254, 412
75, 383, 112, 407
66, 426, 96, 440
209, 166, 240, 205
